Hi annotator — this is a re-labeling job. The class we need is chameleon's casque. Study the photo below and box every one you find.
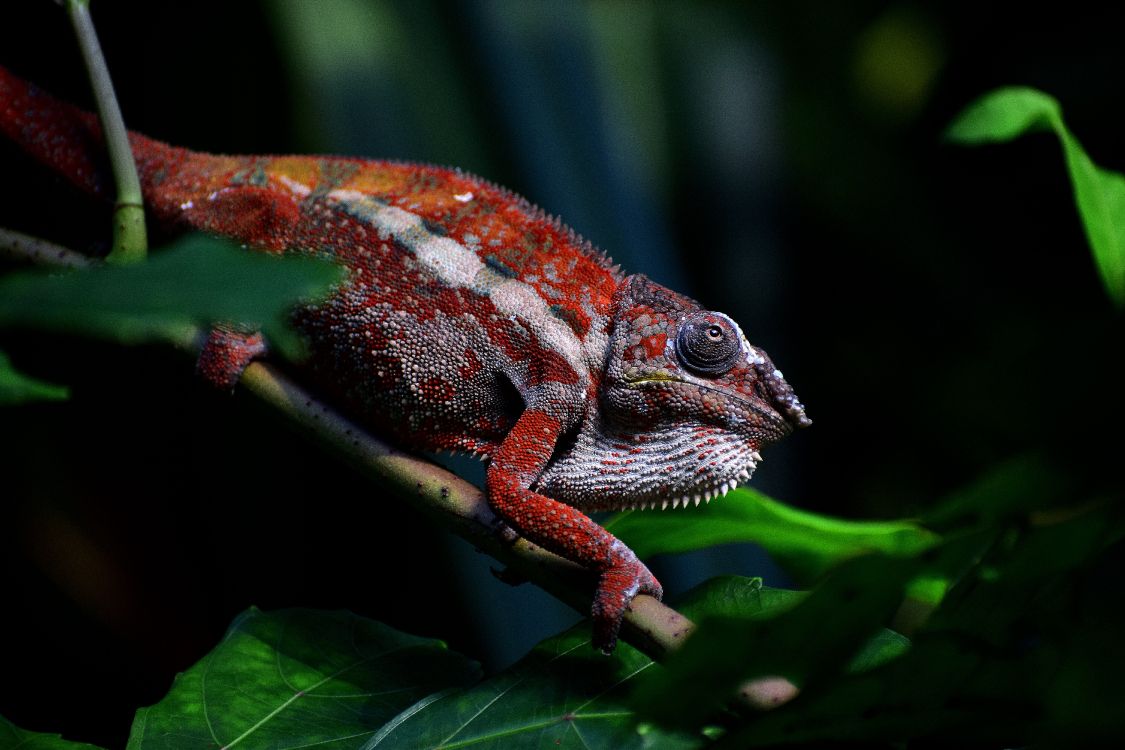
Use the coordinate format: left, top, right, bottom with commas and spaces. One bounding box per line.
0, 66, 810, 652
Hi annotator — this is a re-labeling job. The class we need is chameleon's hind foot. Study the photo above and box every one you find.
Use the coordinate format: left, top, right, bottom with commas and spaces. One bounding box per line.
197, 327, 266, 391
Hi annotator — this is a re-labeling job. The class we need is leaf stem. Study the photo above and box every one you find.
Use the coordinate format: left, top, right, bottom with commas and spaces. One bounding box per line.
64, 0, 147, 263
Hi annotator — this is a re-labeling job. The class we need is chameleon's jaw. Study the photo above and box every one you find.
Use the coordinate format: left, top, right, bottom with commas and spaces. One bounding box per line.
620, 451, 762, 511
537, 416, 770, 513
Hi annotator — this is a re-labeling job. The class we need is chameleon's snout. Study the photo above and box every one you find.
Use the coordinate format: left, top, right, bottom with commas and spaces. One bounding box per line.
757, 362, 811, 433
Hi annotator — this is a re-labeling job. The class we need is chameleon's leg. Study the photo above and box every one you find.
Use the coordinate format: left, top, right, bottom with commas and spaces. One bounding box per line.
196, 326, 267, 390
487, 408, 662, 653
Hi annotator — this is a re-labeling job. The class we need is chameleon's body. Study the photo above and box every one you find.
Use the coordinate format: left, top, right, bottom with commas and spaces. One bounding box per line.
0, 67, 810, 651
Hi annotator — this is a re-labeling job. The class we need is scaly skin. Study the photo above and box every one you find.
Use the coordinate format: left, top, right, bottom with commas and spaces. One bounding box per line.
0, 67, 811, 652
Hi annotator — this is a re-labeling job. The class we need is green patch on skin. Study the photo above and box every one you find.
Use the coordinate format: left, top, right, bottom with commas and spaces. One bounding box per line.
625, 371, 680, 385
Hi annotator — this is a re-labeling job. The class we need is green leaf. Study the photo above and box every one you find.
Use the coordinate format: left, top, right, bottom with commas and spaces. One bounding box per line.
363, 625, 703, 750
710, 633, 1032, 749
673, 575, 906, 674
944, 86, 1061, 143
0, 715, 106, 750
0, 349, 68, 404
1060, 135, 1125, 306
605, 487, 938, 581
846, 628, 910, 673
921, 454, 1066, 530
706, 505, 1125, 748
0, 234, 344, 358
674, 575, 805, 620
947, 87, 1125, 305
126, 608, 479, 750
633, 554, 921, 730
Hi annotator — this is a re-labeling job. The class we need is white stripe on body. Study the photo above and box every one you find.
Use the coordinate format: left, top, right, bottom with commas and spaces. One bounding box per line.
327, 189, 595, 386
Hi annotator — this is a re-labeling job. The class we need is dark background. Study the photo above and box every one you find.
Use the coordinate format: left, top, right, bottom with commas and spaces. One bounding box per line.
1, 1, 1123, 746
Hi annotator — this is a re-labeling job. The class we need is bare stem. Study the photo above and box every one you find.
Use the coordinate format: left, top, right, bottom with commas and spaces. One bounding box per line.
64, 0, 147, 263
0, 227, 93, 269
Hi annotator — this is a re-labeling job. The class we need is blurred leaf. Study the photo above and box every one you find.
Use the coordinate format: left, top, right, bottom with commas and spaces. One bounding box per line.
674, 575, 805, 620
711, 632, 1037, 749
851, 6, 944, 123
634, 554, 920, 730
922, 454, 1066, 530
0, 234, 344, 359
903, 573, 950, 606
674, 576, 905, 674
605, 487, 938, 581
948, 87, 1125, 305
363, 625, 702, 750
927, 501, 1124, 646
894, 455, 1068, 625
0, 349, 68, 404
846, 628, 910, 673
708, 505, 1125, 748
0, 715, 106, 749
945, 86, 1061, 143
1047, 613, 1125, 742
126, 608, 479, 750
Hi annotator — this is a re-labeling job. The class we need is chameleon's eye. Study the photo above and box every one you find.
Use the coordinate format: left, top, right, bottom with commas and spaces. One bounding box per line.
675, 312, 742, 376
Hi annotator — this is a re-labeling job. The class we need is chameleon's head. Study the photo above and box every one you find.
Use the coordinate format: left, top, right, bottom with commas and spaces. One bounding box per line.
538, 274, 810, 511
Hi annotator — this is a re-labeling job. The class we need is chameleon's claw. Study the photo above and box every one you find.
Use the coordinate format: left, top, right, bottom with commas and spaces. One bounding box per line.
490, 518, 520, 545
591, 545, 662, 654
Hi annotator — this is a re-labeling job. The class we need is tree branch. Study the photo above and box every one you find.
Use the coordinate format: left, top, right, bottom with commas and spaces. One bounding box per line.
0, 227, 93, 269
238, 361, 694, 660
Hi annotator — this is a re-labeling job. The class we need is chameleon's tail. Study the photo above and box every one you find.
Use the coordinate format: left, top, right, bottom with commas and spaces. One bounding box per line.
0, 65, 199, 206
1, 66, 303, 250
0, 65, 119, 200
1, 65, 201, 199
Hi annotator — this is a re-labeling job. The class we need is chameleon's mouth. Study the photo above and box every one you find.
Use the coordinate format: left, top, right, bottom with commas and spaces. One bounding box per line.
627, 376, 797, 439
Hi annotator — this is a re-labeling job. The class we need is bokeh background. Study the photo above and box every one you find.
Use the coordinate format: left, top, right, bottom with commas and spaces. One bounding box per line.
1, 1, 1123, 746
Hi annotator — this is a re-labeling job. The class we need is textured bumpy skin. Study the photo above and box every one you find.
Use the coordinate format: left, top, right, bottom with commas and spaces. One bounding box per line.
0, 67, 810, 652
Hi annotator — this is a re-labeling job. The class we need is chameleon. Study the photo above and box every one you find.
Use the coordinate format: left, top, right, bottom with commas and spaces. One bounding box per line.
0, 66, 810, 653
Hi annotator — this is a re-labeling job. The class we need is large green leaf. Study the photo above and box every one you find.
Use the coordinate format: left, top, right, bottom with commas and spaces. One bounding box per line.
920, 454, 1065, 530
673, 575, 908, 673
0, 234, 344, 358
0, 349, 68, 405
362, 626, 702, 750
673, 575, 805, 620
126, 608, 479, 750
365, 578, 865, 749
0, 716, 106, 750
633, 554, 923, 730
947, 86, 1125, 306
707, 503, 1125, 748
605, 487, 938, 581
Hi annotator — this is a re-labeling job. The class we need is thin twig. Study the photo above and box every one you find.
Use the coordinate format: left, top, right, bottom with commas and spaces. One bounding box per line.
64, 0, 147, 263
0, 227, 93, 269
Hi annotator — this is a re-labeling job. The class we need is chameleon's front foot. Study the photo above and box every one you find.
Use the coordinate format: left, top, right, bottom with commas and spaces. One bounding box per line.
591, 542, 663, 654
